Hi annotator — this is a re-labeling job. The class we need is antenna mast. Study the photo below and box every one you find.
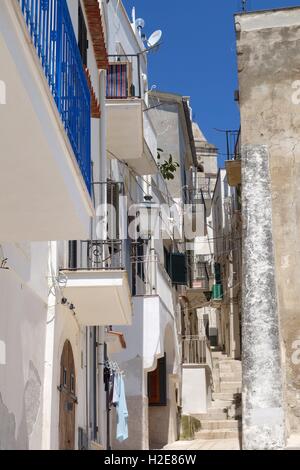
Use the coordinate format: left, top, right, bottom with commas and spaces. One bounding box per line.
242, 0, 247, 12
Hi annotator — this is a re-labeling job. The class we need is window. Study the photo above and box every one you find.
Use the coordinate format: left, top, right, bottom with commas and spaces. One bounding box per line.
106, 63, 133, 99
137, 240, 145, 282
78, 3, 88, 66
63, 368, 67, 387
68, 241, 78, 269
107, 182, 120, 240
131, 239, 145, 296
148, 354, 167, 406
169, 253, 187, 286
70, 373, 75, 394
164, 247, 171, 277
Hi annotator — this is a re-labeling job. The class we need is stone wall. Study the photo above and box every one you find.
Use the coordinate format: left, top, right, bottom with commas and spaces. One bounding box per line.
236, 8, 300, 439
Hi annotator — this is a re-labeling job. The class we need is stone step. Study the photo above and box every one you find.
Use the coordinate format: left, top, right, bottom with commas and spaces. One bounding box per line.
207, 407, 228, 414
212, 356, 229, 362
195, 429, 239, 440
218, 363, 242, 379
200, 420, 241, 431
220, 382, 242, 393
220, 372, 242, 382
193, 410, 228, 421
211, 399, 235, 409
219, 361, 242, 370
212, 392, 241, 401
195, 413, 227, 421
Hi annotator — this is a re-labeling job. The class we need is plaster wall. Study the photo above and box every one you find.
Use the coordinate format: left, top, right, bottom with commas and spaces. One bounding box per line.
182, 366, 211, 415
236, 8, 300, 435
0, 243, 48, 449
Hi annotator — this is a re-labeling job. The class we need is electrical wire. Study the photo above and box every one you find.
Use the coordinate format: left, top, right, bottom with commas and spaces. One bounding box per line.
107, 148, 180, 206
182, 281, 242, 314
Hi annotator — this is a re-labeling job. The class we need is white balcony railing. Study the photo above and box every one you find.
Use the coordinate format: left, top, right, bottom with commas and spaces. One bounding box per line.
132, 253, 175, 314
182, 336, 213, 371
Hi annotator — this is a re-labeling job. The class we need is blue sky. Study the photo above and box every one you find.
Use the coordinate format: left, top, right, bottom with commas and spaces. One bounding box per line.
122, 0, 300, 167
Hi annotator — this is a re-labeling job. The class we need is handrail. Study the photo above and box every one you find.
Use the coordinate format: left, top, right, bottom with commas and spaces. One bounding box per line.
18, 0, 91, 193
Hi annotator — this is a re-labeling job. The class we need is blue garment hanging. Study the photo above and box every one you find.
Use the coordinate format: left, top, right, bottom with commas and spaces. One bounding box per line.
113, 373, 129, 442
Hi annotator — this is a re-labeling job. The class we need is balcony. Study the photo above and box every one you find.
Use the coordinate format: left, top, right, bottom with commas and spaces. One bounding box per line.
225, 128, 241, 187
182, 335, 213, 366
0, 0, 93, 241
211, 284, 224, 308
132, 252, 176, 313
186, 257, 212, 308
225, 160, 241, 187
106, 62, 157, 176
182, 335, 214, 414
60, 240, 132, 326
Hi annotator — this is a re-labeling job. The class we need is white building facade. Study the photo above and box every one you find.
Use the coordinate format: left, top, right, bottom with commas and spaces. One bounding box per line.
0, 0, 207, 451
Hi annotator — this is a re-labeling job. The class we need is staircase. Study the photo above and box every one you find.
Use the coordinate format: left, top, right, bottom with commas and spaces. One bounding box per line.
193, 351, 242, 440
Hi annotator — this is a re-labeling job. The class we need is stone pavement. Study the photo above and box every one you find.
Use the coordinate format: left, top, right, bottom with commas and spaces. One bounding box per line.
163, 434, 300, 451
286, 434, 300, 450
164, 438, 241, 451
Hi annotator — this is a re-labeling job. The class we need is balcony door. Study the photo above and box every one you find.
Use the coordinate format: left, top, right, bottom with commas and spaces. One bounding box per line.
59, 340, 76, 450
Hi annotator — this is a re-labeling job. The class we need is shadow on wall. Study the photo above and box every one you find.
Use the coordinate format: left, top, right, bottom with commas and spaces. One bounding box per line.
0, 361, 42, 450
148, 325, 178, 450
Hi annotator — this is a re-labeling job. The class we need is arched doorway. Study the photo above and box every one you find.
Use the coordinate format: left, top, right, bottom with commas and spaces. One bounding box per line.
59, 340, 76, 450
148, 325, 178, 449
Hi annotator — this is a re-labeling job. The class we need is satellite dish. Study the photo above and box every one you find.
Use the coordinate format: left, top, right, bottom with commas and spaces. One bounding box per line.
147, 30, 162, 48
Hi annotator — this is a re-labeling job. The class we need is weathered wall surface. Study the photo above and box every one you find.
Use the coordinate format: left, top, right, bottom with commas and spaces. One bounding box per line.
0, 244, 48, 450
236, 8, 300, 436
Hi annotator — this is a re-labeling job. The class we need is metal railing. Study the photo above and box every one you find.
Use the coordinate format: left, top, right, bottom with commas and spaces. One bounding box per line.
192, 258, 211, 290
106, 55, 142, 99
182, 336, 212, 366
234, 128, 241, 160
196, 175, 213, 197
18, 0, 91, 193
68, 240, 126, 271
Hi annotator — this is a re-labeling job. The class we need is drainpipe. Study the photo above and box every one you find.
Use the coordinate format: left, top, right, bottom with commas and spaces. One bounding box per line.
97, 327, 106, 447
99, 69, 110, 450
98, 69, 108, 243
85, 327, 89, 446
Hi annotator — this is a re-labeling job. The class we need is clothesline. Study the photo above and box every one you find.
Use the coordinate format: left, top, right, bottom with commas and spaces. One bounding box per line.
103, 360, 128, 443
102, 360, 125, 376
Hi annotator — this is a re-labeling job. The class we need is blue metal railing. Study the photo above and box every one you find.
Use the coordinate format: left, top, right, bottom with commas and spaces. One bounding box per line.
18, 0, 91, 194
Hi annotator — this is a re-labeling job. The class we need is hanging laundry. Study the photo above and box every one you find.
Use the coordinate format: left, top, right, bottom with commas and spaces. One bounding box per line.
104, 366, 111, 393
113, 374, 128, 442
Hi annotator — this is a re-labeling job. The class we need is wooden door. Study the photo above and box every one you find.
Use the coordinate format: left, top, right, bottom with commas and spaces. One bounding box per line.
148, 354, 167, 406
59, 340, 76, 450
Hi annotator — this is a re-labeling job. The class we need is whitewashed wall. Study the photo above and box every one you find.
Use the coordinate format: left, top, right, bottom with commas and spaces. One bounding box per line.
0, 242, 48, 449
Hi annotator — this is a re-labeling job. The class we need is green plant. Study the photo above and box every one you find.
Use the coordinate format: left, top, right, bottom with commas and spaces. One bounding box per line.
157, 148, 180, 180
